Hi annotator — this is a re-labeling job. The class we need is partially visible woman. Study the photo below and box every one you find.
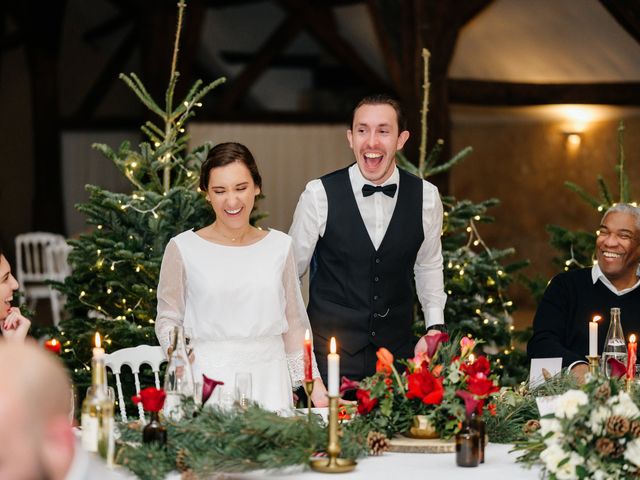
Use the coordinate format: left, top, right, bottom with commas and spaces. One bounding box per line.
0, 242, 31, 342
155, 142, 328, 411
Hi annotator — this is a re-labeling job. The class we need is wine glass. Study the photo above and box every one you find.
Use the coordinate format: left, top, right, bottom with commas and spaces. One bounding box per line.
235, 372, 252, 409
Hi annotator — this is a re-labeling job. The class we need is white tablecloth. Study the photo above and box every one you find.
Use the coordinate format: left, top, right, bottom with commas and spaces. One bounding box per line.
165, 443, 541, 479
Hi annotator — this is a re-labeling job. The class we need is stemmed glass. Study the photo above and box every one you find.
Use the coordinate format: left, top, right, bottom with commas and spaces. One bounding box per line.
235, 372, 252, 409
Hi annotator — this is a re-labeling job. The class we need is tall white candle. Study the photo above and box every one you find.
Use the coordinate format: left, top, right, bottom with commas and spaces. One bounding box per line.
327, 337, 340, 397
92, 332, 105, 359
589, 316, 601, 357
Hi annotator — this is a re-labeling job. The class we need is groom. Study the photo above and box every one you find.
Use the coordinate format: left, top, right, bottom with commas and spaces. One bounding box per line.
289, 94, 447, 383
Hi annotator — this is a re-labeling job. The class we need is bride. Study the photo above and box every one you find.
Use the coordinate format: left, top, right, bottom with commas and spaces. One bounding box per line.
155, 142, 328, 411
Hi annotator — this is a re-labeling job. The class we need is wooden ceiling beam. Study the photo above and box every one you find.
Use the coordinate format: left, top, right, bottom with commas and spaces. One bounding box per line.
599, 0, 640, 45
449, 79, 640, 106
219, 14, 302, 112
278, 0, 390, 91
74, 28, 137, 120
366, 0, 402, 93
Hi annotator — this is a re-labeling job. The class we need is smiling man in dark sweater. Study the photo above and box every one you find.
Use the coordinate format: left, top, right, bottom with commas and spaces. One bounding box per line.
528, 203, 640, 380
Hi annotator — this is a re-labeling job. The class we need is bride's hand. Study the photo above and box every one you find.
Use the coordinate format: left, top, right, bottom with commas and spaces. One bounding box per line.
310, 377, 329, 407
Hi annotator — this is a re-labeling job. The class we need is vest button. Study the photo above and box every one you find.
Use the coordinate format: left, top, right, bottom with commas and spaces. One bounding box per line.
375, 258, 380, 264
373, 313, 378, 318
374, 276, 379, 282
371, 331, 376, 337
373, 295, 379, 300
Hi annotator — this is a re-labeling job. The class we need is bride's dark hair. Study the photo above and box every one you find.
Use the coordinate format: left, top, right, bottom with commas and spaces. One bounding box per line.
199, 142, 262, 191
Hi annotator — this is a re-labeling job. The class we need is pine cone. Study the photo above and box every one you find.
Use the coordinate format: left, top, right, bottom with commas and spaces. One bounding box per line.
523, 419, 541, 435
605, 415, 630, 437
594, 383, 611, 402
367, 431, 389, 456
595, 437, 615, 456
176, 448, 189, 473
611, 442, 625, 459
630, 420, 640, 438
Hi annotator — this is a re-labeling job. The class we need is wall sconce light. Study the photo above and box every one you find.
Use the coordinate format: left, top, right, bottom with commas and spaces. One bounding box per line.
564, 132, 582, 147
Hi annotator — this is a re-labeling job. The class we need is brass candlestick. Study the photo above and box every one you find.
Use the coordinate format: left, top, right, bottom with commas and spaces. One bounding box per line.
309, 396, 357, 473
587, 355, 600, 376
304, 380, 314, 422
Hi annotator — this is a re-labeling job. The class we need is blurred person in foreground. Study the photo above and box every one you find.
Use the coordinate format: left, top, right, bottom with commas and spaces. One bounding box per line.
0, 342, 129, 480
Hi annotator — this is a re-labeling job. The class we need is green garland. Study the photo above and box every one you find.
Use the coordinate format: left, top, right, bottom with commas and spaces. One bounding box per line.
116, 401, 369, 479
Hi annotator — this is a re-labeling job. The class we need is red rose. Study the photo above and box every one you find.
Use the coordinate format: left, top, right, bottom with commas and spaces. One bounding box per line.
460, 355, 491, 377
132, 387, 166, 412
406, 366, 444, 405
467, 374, 499, 398
356, 389, 379, 415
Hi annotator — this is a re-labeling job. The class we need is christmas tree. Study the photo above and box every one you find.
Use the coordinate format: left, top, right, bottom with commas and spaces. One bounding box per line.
42, 1, 227, 392
396, 50, 529, 384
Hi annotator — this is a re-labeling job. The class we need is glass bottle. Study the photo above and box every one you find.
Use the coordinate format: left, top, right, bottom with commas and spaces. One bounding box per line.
602, 307, 627, 377
163, 326, 195, 420
143, 411, 167, 446
470, 412, 486, 463
81, 355, 115, 466
455, 418, 480, 468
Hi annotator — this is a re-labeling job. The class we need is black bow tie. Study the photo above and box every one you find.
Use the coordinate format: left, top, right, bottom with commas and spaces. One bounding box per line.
362, 183, 397, 198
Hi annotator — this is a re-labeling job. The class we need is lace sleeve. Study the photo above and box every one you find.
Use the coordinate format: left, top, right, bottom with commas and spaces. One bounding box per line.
155, 239, 186, 355
281, 241, 321, 388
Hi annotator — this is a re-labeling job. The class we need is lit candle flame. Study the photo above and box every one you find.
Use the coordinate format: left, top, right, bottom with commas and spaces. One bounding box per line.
631, 334, 636, 344
94, 332, 101, 349
330, 337, 337, 354
305, 329, 310, 341
592, 315, 602, 323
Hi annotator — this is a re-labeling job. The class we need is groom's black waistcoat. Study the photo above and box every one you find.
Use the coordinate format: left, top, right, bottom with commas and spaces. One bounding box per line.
308, 166, 424, 380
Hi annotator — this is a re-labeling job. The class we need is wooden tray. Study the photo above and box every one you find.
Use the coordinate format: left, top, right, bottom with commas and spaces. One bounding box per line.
389, 434, 455, 453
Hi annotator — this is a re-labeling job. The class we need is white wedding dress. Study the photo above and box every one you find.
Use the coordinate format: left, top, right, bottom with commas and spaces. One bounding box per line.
155, 229, 320, 412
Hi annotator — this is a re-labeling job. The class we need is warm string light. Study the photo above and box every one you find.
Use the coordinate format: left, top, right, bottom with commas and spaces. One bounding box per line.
443, 203, 514, 340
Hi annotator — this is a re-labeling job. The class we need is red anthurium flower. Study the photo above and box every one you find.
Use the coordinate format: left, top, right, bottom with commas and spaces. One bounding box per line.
356, 389, 378, 415
376, 348, 394, 375
460, 355, 491, 377
608, 358, 626, 379
425, 332, 450, 358
339, 376, 360, 396
467, 374, 499, 398
406, 365, 444, 405
132, 387, 166, 413
456, 390, 480, 417
202, 374, 224, 405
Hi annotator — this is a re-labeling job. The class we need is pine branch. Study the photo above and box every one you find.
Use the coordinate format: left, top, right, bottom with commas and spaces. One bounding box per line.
564, 181, 601, 209
424, 146, 473, 178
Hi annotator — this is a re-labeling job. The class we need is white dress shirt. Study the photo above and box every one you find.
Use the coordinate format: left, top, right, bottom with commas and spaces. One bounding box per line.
289, 164, 447, 329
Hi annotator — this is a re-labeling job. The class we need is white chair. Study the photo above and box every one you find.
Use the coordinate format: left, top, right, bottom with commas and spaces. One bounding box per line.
44, 240, 72, 326
104, 345, 166, 422
15, 232, 69, 325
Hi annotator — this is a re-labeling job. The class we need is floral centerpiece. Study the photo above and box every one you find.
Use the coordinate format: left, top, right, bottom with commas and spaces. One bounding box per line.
516, 375, 640, 480
344, 335, 500, 439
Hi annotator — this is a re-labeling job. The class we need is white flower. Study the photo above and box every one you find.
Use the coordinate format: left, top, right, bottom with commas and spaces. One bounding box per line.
589, 405, 611, 436
610, 392, 640, 419
540, 447, 581, 479
539, 418, 563, 445
556, 451, 583, 480
625, 438, 640, 467
556, 389, 589, 419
